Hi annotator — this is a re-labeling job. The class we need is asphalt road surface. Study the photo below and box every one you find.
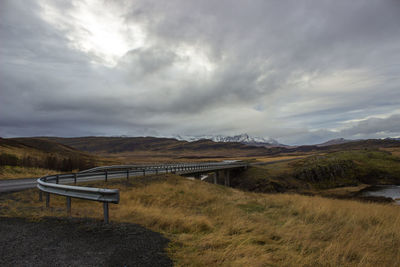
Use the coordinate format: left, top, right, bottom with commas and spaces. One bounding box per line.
0, 177, 38, 193
0, 172, 148, 193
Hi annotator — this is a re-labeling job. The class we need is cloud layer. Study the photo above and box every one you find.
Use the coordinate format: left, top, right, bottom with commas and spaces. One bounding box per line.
1, 0, 400, 144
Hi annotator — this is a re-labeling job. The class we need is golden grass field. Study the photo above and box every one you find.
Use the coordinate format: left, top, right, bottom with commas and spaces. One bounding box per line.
1, 175, 400, 266
381, 147, 400, 157
0, 166, 59, 179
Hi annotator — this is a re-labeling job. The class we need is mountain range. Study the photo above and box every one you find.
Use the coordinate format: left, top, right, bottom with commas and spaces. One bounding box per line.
173, 133, 284, 147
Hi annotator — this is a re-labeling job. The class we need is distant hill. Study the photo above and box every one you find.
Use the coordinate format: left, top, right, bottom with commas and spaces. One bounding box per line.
269, 138, 400, 154
322, 138, 400, 150
316, 138, 354, 147
41, 136, 400, 156
41, 136, 272, 157
0, 137, 101, 171
41, 136, 185, 153
3, 136, 400, 165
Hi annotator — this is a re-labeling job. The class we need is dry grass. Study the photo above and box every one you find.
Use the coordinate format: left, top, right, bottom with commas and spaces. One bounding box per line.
1, 175, 400, 266
0, 166, 59, 179
254, 155, 308, 162
381, 147, 400, 157
92, 151, 314, 164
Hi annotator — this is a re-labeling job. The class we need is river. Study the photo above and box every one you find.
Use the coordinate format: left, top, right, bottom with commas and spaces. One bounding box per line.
362, 185, 400, 204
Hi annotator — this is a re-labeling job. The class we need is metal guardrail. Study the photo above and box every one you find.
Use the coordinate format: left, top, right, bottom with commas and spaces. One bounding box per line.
37, 173, 120, 223
36, 161, 248, 223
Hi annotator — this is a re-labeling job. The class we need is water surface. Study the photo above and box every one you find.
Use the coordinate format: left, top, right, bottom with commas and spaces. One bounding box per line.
362, 185, 400, 204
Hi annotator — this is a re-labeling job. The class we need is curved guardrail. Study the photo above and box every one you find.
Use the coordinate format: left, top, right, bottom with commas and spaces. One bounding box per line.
37, 173, 120, 223
37, 161, 248, 223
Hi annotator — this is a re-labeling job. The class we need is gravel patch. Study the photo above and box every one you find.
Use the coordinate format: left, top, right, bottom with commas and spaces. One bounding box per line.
0, 217, 172, 267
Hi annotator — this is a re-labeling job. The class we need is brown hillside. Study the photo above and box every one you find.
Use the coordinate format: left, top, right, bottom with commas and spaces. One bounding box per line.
0, 138, 105, 176
41, 136, 271, 156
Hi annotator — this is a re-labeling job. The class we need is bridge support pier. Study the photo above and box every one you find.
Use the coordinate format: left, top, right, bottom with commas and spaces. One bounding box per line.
211, 170, 231, 186
224, 170, 230, 187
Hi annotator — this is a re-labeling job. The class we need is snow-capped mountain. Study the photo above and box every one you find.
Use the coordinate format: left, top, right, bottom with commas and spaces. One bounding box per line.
173, 133, 284, 147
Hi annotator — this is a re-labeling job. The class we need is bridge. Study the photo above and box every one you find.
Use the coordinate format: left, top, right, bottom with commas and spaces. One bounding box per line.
35, 161, 248, 222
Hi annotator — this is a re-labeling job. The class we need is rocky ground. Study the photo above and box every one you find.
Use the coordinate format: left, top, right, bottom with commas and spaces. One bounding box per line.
0, 217, 172, 267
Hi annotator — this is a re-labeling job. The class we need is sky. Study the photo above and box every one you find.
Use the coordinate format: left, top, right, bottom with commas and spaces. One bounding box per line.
1, 0, 400, 145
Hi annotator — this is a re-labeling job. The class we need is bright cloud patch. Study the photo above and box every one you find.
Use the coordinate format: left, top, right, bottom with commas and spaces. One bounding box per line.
38, 0, 146, 66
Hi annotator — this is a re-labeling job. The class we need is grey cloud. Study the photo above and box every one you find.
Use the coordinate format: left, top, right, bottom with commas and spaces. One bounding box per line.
341, 114, 400, 136
118, 47, 178, 76
278, 114, 400, 145
1, 0, 400, 144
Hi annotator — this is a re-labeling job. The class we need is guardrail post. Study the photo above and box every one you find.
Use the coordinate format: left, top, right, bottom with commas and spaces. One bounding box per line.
66, 196, 71, 216
103, 202, 109, 223
126, 169, 129, 180
74, 173, 77, 184
105, 171, 108, 182
143, 169, 145, 176
56, 175, 59, 184
155, 169, 158, 174
46, 193, 50, 208
165, 168, 168, 173
39, 191, 43, 202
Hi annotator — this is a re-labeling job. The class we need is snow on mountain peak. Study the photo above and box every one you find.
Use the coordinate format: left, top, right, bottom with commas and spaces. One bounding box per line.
172, 133, 282, 146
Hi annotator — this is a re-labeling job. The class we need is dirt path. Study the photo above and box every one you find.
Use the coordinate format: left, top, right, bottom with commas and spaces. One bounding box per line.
0, 217, 172, 267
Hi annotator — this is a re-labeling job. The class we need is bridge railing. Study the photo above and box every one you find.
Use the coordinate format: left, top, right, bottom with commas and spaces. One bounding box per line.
80, 161, 247, 175
37, 161, 248, 223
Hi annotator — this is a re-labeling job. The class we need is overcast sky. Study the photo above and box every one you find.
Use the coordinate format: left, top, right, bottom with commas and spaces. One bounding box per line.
1, 0, 400, 145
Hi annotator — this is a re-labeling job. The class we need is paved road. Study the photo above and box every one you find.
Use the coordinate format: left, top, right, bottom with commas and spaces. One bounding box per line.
0, 173, 139, 193
0, 168, 184, 193
0, 178, 38, 193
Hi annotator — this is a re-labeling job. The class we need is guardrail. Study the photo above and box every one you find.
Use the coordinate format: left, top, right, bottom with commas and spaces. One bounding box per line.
37, 173, 120, 223
37, 161, 248, 223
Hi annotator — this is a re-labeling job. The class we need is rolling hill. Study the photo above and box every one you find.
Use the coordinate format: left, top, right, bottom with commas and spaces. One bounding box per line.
36, 136, 400, 162
0, 137, 104, 177
40, 136, 272, 157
